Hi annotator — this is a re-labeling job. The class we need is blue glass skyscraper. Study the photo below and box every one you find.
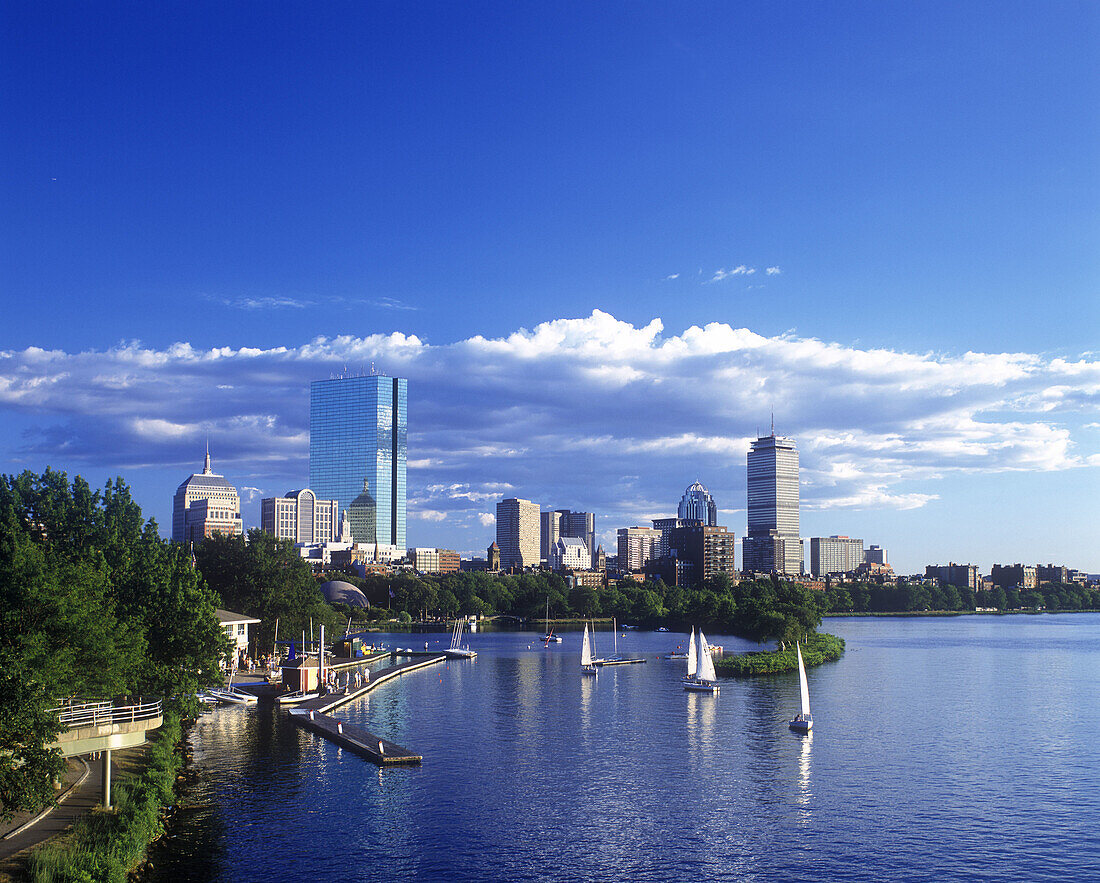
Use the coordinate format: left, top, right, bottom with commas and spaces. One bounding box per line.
309, 374, 407, 546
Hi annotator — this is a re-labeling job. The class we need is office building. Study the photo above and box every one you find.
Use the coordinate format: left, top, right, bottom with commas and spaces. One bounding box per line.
678, 481, 718, 526
550, 537, 590, 572
309, 374, 407, 546
261, 489, 341, 545
865, 545, 888, 567
652, 517, 698, 558
744, 432, 801, 575
410, 548, 460, 575
541, 509, 597, 567
617, 526, 662, 572
496, 498, 540, 570
809, 536, 865, 578
172, 450, 243, 543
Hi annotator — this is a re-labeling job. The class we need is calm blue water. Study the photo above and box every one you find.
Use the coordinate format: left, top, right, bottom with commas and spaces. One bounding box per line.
153, 615, 1100, 882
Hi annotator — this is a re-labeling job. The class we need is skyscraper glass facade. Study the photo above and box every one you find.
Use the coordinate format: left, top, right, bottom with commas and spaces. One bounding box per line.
309, 375, 407, 546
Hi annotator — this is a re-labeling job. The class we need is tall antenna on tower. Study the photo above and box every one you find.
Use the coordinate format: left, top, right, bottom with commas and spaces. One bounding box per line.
771, 411, 775, 437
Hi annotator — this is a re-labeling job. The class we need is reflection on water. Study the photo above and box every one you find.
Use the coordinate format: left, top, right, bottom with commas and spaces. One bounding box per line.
795, 731, 813, 819
152, 619, 1100, 883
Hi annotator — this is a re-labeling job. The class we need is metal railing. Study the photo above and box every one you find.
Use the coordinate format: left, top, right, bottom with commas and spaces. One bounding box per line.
50, 699, 163, 730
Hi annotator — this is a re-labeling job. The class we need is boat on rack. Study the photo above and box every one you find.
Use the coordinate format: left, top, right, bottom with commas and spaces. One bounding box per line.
208, 686, 258, 705
788, 642, 813, 733
444, 618, 477, 659
682, 628, 720, 694
580, 623, 598, 675
277, 689, 322, 706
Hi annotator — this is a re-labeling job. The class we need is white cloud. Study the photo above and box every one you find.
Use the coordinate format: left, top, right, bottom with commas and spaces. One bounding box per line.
707, 265, 756, 283
0, 310, 1097, 547
663, 273, 680, 281
765, 267, 781, 275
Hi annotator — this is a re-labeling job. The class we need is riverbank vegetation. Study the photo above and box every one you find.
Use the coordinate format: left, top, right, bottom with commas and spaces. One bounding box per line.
334, 570, 826, 647
817, 580, 1100, 615
27, 713, 185, 883
715, 633, 846, 676
0, 469, 227, 822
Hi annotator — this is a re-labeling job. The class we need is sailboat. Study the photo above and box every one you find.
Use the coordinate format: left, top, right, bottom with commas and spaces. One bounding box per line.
679, 628, 697, 681
443, 618, 477, 659
542, 598, 562, 643
789, 642, 813, 733
209, 658, 258, 705
683, 628, 720, 694
580, 622, 598, 675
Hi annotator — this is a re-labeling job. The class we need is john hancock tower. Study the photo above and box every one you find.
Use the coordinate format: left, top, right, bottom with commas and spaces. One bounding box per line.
309, 374, 407, 547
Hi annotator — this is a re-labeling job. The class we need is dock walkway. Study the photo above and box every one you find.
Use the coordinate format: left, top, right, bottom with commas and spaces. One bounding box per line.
288, 653, 448, 765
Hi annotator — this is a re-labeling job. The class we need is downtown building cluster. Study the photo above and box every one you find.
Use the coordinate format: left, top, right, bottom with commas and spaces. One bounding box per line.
172, 374, 460, 577
171, 378, 1092, 590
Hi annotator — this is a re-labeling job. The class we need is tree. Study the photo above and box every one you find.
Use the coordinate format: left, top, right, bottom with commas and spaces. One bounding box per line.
196, 529, 340, 649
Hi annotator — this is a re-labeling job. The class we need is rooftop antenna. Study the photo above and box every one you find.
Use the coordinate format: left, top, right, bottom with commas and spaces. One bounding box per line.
771, 411, 775, 437
371, 361, 376, 375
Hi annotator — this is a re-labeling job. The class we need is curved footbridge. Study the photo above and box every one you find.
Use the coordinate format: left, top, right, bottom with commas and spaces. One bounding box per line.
288, 653, 447, 765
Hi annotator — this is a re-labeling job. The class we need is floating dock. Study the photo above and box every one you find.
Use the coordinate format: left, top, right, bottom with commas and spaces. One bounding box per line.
288, 653, 448, 765
594, 657, 647, 667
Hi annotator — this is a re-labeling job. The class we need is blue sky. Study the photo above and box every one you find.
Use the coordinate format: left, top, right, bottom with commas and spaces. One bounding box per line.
2, 2, 1098, 574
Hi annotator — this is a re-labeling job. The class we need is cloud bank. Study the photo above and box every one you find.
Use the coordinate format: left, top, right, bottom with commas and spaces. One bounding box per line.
1, 311, 1097, 552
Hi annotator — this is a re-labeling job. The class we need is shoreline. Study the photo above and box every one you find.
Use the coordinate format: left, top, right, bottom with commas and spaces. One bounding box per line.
823, 608, 1100, 618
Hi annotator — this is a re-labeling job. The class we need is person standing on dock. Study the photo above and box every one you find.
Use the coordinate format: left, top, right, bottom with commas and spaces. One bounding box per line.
378, 740, 384, 756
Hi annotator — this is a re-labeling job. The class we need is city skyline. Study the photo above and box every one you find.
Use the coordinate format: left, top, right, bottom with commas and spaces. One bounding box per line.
1, 4, 1097, 574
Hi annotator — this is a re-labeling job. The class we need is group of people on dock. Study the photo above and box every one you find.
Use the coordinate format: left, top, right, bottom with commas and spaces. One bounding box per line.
321, 666, 369, 695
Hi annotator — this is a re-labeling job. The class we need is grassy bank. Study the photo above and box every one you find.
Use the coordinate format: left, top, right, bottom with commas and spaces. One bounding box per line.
715, 633, 845, 676
28, 714, 184, 883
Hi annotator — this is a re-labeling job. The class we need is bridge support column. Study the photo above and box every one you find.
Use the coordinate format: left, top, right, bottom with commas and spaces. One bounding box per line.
101, 748, 112, 808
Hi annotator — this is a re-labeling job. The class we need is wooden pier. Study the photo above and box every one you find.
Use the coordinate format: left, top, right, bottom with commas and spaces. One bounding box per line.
595, 657, 647, 667
288, 653, 448, 765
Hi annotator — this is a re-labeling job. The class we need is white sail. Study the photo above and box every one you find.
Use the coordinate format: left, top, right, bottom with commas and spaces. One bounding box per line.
686, 628, 697, 678
581, 623, 593, 667
796, 642, 810, 718
697, 631, 717, 683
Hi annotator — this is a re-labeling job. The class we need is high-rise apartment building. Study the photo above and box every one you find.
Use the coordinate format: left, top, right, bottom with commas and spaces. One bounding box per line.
991, 563, 1038, 590
261, 489, 341, 545
309, 374, 407, 547
744, 432, 801, 575
809, 536, 865, 577
678, 481, 718, 526
925, 563, 979, 591
496, 498, 540, 570
617, 526, 662, 572
172, 450, 243, 543
668, 523, 738, 584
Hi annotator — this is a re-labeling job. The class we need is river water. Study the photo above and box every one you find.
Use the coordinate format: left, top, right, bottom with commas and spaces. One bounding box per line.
150, 615, 1100, 882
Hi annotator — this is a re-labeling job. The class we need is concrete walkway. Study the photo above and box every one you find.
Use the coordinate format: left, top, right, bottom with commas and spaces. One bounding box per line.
0, 756, 107, 879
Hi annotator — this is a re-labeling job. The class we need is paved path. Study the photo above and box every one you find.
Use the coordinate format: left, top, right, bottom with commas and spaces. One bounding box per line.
0, 756, 105, 878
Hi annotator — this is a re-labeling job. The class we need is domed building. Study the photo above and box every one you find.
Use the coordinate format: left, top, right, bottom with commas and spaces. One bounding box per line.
678, 481, 718, 526
319, 579, 369, 608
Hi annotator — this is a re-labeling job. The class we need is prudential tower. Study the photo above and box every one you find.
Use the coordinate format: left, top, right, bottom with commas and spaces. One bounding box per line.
744, 431, 800, 575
